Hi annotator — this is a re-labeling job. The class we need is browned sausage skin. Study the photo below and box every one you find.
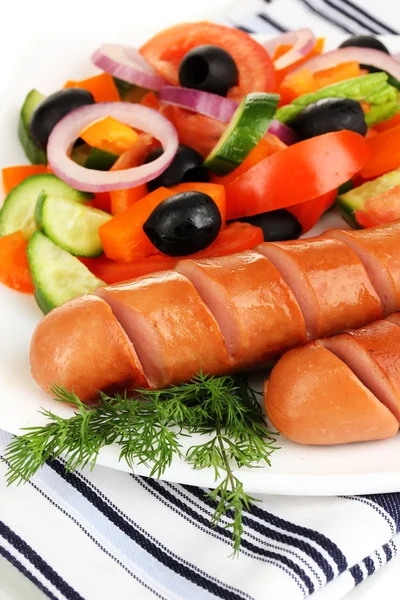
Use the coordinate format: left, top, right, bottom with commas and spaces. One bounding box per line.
96, 271, 230, 388
257, 237, 383, 339
176, 251, 307, 370
264, 340, 399, 445
30, 295, 146, 403
323, 222, 400, 315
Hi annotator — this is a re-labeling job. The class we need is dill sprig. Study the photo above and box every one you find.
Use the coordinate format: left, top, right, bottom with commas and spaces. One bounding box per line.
4, 373, 279, 553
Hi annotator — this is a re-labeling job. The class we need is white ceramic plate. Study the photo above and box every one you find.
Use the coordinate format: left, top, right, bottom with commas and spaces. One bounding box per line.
1, 32, 400, 496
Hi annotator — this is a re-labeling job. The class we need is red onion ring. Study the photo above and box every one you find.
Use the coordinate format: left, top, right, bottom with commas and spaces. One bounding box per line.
47, 103, 179, 193
91, 44, 170, 91
268, 120, 299, 145
262, 29, 316, 71
290, 47, 400, 80
159, 86, 239, 122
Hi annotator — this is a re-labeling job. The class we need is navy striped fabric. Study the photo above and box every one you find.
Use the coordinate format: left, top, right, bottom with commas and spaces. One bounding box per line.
2, 1, 400, 598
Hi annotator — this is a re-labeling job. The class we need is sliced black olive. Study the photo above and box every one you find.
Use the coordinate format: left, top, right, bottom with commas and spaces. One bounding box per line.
290, 98, 367, 140
30, 88, 95, 150
233, 209, 302, 241
339, 35, 390, 54
143, 191, 221, 256
145, 145, 209, 192
178, 45, 238, 97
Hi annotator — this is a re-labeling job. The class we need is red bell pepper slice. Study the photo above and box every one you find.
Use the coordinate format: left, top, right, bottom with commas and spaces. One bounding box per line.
224, 130, 369, 220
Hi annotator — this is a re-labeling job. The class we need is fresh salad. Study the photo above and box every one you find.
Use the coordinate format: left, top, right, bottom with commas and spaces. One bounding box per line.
1, 23, 400, 313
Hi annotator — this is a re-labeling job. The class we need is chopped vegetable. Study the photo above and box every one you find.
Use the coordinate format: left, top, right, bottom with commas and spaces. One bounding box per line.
82, 221, 263, 284
91, 44, 169, 91
64, 73, 120, 103
0, 173, 91, 239
140, 21, 275, 100
18, 90, 47, 165
2, 164, 48, 195
224, 130, 369, 220
27, 232, 104, 313
47, 103, 179, 193
263, 29, 316, 73
159, 86, 238, 122
359, 124, 400, 179
80, 116, 139, 156
99, 187, 175, 261
0, 231, 34, 293
314, 61, 361, 88
34, 193, 111, 257
355, 185, 400, 228
276, 73, 399, 127
211, 135, 286, 187
374, 112, 400, 132
88, 192, 112, 213
337, 168, 400, 227
204, 93, 279, 175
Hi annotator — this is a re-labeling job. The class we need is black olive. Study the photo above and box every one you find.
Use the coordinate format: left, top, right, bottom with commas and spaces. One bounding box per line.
145, 145, 209, 192
30, 88, 95, 150
233, 209, 302, 241
143, 191, 221, 256
290, 98, 367, 140
178, 45, 238, 97
339, 35, 390, 54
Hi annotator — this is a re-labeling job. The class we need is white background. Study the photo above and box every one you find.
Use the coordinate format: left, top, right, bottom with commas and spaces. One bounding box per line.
0, 0, 399, 598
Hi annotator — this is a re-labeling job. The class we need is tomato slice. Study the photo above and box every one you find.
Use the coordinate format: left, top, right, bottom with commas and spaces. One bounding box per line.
0, 231, 34, 293
224, 131, 369, 220
287, 190, 337, 233
140, 22, 275, 100
355, 184, 400, 228
83, 222, 263, 284
360, 124, 400, 180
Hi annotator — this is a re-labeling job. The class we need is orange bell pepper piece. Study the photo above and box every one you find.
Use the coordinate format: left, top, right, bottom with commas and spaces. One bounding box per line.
272, 44, 292, 61
109, 133, 157, 215
0, 231, 34, 293
360, 124, 400, 179
168, 182, 227, 226
80, 116, 138, 156
64, 73, 120, 103
99, 187, 175, 261
2, 165, 49, 195
274, 38, 325, 86
313, 61, 361, 89
279, 69, 318, 106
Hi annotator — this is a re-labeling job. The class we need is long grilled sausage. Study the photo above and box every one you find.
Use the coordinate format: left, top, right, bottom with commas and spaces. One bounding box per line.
30, 223, 400, 401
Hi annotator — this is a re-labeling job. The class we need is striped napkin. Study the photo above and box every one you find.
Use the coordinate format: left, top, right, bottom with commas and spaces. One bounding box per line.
2, 1, 400, 598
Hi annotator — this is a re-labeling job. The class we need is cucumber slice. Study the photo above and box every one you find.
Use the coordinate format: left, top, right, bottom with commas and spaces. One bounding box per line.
204, 92, 279, 176
18, 89, 47, 164
0, 173, 92, 239
85, 147, 118, 171
28, 232, 105, 313
35, 193, 111, 257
